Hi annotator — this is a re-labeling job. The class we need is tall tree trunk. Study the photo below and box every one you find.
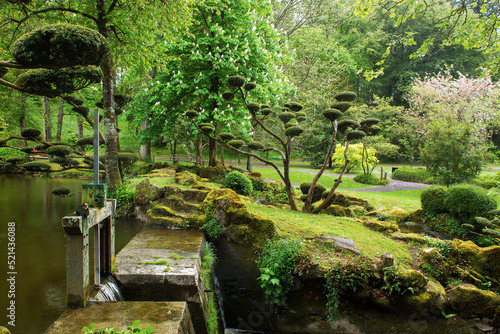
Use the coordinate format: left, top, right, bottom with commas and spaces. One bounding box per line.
56, 96, 64, 142
208, 137, 217, 166
19, 92, 27, 148
97, 2, 121, 192
246, 148, 253, 172
139, 120, 151, 161
77, 115, 84, 151
220, 145, 224, 165
42, 96, 52, 142
196, 138, 203, 167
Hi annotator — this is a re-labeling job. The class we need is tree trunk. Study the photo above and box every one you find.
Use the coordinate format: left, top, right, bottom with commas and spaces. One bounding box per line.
208, 137, 217, 166
283, 157, 298, 211
97, 3, 121, 193
196, 138, 203, 167
77, 115, 84, 151
220, 146, 224, 165
56, 96, 64, 142
139, 119, 151, 161
42, 96, 52, 142
246, 148, 253, 172
19, 92, 27, 148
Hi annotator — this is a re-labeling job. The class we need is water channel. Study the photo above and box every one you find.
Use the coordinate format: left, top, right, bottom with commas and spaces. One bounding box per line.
0, 175, 142, 334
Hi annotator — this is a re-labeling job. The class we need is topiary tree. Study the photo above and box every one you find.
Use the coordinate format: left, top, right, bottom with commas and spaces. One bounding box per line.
0, 24, 106, 97
188, 78, 361, 213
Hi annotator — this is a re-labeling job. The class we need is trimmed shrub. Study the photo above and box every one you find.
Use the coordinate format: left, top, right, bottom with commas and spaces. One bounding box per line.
472, 177, 498, 190
224, 171, 253, 195
249, 175, 267, 192
300, 182, 326, 203
392, 167, 432, 183
22, 161, 51, 172
353, 173, 390, 186
45, 145, 73, 157
445, 184, 497, 219
118, 152, 140, 167
421, 185, 447, 214
51, 187, 71, 197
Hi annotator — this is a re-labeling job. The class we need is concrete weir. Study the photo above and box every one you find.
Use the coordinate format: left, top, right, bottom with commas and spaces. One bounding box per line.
114, 227, 205, 302
45, 301, 194, 333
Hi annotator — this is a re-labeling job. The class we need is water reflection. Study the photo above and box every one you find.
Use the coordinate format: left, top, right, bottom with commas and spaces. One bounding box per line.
0, 175, 141, 334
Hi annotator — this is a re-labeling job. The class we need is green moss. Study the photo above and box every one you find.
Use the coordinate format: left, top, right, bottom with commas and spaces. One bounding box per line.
363, 219, 400, 233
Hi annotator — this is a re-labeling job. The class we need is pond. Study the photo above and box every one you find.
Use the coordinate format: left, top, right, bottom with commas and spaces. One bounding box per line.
0, 175, 142, 334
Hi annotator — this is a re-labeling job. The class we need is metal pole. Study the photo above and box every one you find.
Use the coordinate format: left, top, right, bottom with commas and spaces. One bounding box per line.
93, 109, 99, 184
93, 109, 100, 285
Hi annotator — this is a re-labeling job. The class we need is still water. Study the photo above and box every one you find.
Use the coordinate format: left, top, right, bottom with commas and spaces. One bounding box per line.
0, 175, 142, 334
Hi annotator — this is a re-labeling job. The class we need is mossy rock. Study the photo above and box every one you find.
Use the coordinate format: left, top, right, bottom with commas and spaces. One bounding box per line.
202, 188, 276, 246
198, 164, 231, 181
390, 232, 429, 244
333, 192, 374, 210
365, 207, 389, 220
389, 207, 409, 223
454, 239, 500, 279
134, 178, 165, 206
163, 185, 209, 204
363, 219, 400, 233
399, 277, 447, 317
175, 171, 212, 190
322, 205, 355, 217
449, 284, 500, 318
148, 204, 177, 217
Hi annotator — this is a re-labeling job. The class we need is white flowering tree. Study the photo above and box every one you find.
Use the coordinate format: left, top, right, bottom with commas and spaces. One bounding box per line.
129, 0, 292, 166
405, 69, 500, 183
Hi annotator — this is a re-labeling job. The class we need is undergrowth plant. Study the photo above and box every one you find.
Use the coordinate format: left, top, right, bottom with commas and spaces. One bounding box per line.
200, 242, 220, 334
324, 257, 374, 321
82, 320, 153, 333
257, 239, 301, 307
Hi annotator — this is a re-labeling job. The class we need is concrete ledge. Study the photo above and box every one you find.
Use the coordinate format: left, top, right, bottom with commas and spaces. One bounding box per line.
45, 301, 194, 333
114, 227, 205, 303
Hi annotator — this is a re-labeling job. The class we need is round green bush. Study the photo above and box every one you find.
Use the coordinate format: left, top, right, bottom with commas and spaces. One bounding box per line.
12, 23, 107, 66
278, 112, 296, 124
222, 92, 235, 101
284, 126, 304, 137
300, 182, 327, 203
45, 145, 73, 157
445, 184, 497, 219
185, 110, 200, 119
248, 141, 264, 150
353, 173, 390, 186
76, 137, 94, 146
227, 140, 245, 149
346, 130, 366, 141
6, 157, 25, 165
118, 152, 139, 167
52, 157, 80, 167
337, 119, 359, 133
322, 109, 342, 122
51, 187, 71, 197
261, 108, 272, 116
21, 128, 41, 139
22, 161, 51, 172
227, 76, 245, 88
249, 175, 267, 192
219, 132, 235, 142
224, 171, 253, 195
244, 82, 257, 91
331, 102, 351, 112
420, 185, 447, 214
335, 91, 357, 102
247, 103, 260, 113
392, 167, 432, 183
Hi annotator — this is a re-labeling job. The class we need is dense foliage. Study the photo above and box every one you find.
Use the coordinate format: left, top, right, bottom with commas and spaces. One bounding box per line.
224, 170, 253, 195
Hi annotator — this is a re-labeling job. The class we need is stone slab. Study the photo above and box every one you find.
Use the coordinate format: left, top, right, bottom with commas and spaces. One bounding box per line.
45, 301, 194, 333
114, 227, 205, 303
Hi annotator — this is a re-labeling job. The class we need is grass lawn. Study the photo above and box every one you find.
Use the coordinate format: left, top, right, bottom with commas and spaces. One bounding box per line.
343, 189, 424, 212
252, 167, 375, 189
247, 202, 414, 265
